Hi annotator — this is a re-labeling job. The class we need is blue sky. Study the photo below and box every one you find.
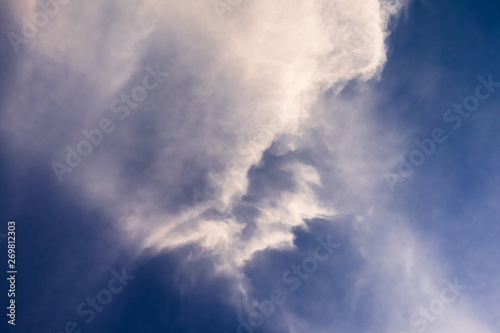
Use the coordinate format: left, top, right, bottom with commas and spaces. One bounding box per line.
1, 0, 500, 332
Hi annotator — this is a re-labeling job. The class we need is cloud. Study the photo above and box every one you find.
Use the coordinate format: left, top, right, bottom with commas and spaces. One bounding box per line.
2, 0, 497, 332
1, 0, 404, 263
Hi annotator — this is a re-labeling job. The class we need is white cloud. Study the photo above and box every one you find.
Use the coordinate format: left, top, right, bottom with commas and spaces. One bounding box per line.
1, 0, 400, 261
2, 0, 496, 332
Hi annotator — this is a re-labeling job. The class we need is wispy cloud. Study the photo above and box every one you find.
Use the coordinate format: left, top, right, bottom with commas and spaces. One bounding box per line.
1, 0, 497, 332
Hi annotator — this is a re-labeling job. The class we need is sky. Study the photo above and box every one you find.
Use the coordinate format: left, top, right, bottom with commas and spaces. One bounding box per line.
1, 0, 500, 332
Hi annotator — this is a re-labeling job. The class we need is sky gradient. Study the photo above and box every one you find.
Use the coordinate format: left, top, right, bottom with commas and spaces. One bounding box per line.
1, 0, 500, 332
